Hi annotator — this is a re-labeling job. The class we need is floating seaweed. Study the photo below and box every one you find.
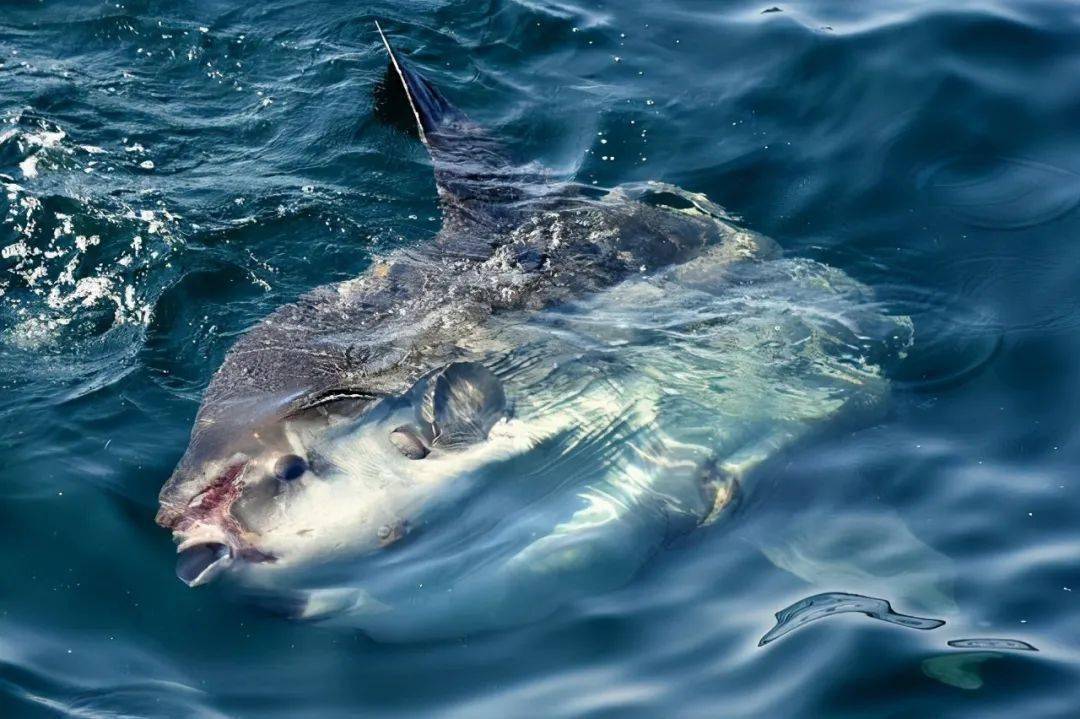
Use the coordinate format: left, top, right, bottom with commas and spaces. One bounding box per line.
759, 592, 945, 646
947, 638, 1037, 652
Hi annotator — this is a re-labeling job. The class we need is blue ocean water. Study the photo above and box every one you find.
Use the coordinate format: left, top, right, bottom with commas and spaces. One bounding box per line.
2, 0, 1080, 716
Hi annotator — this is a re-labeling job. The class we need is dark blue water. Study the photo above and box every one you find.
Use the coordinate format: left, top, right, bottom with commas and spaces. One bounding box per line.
3, 1, 1079, 716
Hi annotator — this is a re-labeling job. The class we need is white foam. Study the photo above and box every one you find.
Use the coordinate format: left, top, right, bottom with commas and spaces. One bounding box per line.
24, 128, 66, 149
0, 119, 185, 348
1, 240, 29, 259
18, 155, 39, 179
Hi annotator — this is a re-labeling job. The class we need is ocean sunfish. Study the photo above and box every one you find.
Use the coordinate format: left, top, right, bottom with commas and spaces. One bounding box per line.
156, 24, 913, 640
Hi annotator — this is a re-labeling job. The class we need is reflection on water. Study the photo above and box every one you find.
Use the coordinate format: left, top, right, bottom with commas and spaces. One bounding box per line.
3, 0, 1080, 716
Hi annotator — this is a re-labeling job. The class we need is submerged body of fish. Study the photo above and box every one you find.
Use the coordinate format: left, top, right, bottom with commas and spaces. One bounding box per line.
156, 25, 913, 640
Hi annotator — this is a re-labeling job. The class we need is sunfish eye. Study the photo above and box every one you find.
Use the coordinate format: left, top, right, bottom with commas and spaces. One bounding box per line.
274, 454, 308, 481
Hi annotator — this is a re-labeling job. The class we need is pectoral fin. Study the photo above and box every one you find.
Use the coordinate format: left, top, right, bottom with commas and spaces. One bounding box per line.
416, 362, 508, 449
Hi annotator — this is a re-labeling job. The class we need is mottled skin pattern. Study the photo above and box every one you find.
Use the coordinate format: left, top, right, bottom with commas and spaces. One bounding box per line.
217, 195, 724, 404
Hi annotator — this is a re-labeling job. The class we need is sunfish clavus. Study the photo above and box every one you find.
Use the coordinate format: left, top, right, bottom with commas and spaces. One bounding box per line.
156, 24, 913, 640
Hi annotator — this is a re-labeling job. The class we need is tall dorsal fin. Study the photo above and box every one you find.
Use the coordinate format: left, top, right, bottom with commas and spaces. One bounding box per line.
375, 21, 464, 147
375, 22, 539, 232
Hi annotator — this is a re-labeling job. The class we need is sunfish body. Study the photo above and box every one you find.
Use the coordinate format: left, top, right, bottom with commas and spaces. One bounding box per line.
156, 25, 912, 640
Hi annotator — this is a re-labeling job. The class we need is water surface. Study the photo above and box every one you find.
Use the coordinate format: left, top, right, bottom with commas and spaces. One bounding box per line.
2, 1, 1079, 716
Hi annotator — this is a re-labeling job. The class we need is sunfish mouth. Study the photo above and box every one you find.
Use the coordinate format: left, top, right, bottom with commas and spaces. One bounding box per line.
176, 542, 232, 587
